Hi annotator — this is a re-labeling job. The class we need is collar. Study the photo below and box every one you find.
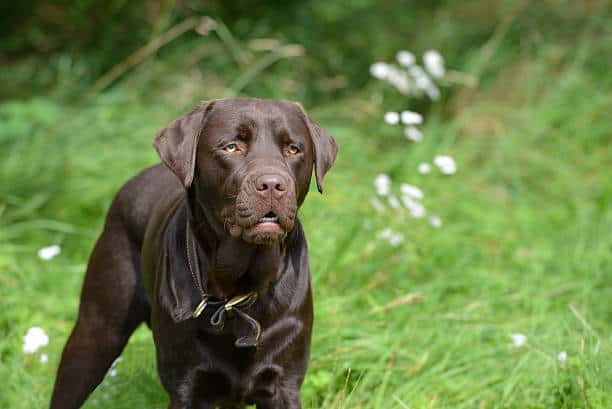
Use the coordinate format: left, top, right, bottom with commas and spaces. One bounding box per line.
184, 216, 261, 348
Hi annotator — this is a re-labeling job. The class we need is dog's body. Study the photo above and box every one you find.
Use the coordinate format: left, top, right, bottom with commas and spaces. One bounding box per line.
50, 99, 337, 409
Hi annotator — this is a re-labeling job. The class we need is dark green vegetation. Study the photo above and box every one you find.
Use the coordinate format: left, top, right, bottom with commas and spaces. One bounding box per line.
1, 1, 611, 407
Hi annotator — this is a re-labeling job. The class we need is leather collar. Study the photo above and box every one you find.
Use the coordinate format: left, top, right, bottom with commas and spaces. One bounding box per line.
184, 216, 261, 348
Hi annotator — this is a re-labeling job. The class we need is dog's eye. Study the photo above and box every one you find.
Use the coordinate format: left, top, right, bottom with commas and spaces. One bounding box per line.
285, 144, 300, 156
224, 143, 239, 153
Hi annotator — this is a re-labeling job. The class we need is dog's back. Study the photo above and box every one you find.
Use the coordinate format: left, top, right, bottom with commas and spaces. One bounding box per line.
109, 164, 183, 246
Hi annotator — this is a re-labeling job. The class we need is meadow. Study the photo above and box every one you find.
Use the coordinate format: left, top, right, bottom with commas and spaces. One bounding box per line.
1, 1, 611, 408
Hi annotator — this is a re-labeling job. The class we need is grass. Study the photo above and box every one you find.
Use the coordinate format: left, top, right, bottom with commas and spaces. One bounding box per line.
1, 4, 611, 409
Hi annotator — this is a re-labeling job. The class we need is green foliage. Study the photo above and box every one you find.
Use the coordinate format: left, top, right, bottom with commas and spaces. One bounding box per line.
1, 1, 611, 408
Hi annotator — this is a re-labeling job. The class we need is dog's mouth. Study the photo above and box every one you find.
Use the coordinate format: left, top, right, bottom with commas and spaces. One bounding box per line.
248, 211, 284, 243
228, 210, 289, 245
258, 211, 279, 224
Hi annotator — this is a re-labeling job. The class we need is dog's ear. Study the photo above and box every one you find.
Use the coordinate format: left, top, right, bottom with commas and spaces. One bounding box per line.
294, 102, 339, 193
158, 210, 203, 323
153, 100, 216, 189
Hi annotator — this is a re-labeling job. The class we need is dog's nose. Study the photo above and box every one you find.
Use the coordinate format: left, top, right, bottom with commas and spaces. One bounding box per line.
255, 174, 287, 200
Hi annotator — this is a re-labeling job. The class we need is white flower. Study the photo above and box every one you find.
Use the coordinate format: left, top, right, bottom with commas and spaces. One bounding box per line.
370, 197, 386, 213
38, 245, 61, 260
372, 63, 414, 94
391, 76, 411, 94
408, 65, 440, 100
409, 203, 426, 219
384, 111, 400, 125
396, 50, 416, 67
23, 327, 49, 354
400, 184, 424, 200
510, 333, 527, 348
557, 351, 567, 365
400, 110, 423, 125
408, 65, 426, 77
370, 62, 390, 79
423, 50, 445, 79
374, 174, 392, 196
418, 163, 431, 174
388, 232, 404, 247
433, 155, 457, 175
385, 66, 412, 94
378, 228, 404, 247
388, 195, 401, 210
404, 126, 423, 142
378, 228, 393, 239
40, 353, 49, 363
401, 196, 426, 219
408, 65, 429, 87
429, 215, 443, 228
423, 83, 440, 101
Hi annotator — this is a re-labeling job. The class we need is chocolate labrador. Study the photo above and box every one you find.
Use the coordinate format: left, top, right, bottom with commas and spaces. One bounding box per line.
50, 98, 338, 409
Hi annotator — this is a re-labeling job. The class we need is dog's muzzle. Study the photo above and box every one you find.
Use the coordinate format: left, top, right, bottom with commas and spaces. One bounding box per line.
228, 169, 297, 244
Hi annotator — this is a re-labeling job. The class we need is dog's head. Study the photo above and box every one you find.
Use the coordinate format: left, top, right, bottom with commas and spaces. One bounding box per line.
153, 98, 337, 245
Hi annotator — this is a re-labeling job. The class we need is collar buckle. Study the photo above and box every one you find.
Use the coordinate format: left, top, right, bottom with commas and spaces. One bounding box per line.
192, 297, 208, 318
224, 292, 258, 311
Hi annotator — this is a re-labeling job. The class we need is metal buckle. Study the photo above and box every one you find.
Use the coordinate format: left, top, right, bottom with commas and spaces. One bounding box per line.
224, 292, 258, 311
192, 297, 208, 318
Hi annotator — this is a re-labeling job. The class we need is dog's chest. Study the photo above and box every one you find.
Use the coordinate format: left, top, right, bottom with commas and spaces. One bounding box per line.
189, 357, 283, 405
184, 315, 303, 405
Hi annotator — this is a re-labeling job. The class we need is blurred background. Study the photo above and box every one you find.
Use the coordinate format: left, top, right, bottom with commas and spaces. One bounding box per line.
1, 1, 611, 408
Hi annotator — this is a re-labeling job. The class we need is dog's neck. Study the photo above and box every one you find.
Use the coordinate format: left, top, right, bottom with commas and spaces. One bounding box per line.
187, 190, 287, 298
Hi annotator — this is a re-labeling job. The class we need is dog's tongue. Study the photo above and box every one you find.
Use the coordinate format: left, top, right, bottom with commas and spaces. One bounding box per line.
229, 224, 242, 238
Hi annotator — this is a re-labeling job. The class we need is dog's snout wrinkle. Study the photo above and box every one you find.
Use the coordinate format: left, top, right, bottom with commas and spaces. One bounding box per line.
255, 174, 288, 200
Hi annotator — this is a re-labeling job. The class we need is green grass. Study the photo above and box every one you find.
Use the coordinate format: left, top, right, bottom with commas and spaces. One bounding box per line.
1, 5, 611, 409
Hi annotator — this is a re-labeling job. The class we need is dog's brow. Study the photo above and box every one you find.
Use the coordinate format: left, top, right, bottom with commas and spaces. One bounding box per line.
268, 113, 292, 133
235, 115, 257, 130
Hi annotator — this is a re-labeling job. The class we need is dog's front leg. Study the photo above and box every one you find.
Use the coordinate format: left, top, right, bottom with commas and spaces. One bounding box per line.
167, 397, 216, 409
256, 386, 302, 409
168, 400, 213, 409
167, 399, 185, 409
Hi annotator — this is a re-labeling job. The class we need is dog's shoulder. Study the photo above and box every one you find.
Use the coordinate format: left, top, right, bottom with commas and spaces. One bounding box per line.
105, 164, 183, 243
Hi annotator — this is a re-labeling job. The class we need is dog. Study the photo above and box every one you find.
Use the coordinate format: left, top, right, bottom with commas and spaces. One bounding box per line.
50, 98, 338, 409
